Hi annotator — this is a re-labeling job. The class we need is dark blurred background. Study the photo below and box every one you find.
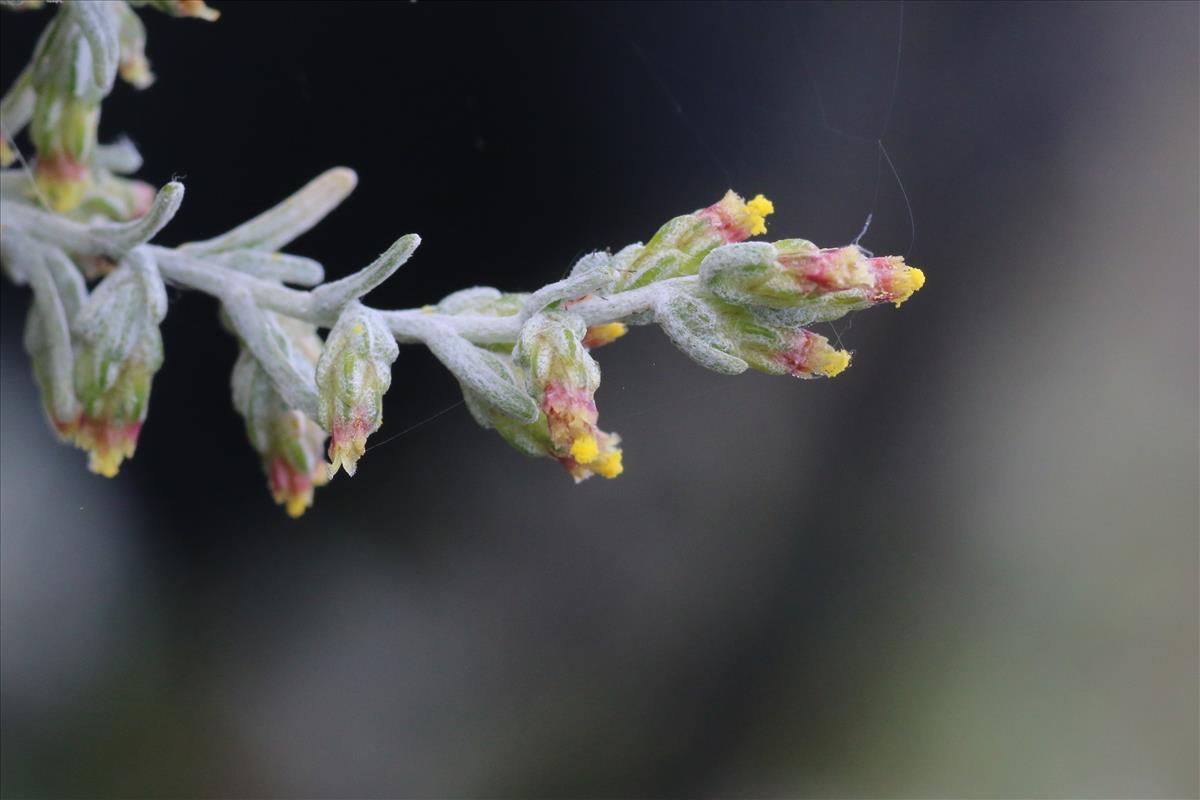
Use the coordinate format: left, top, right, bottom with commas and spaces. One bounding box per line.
2, 1, 1197, 797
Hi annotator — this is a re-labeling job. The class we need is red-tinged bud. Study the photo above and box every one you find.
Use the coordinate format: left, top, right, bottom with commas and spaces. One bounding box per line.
71, 340, 160, 477
232, 345, 329, 518
701, 240, 926, 313
464, 380, 624, 483
697, 191, 775, 243
688, 296, 853, 381
867, 255, 927, 307
616, 191, 775, 290
515, 312, 623, 481
69, 258, 166, 477
777, 246, 926, 308
264, 410, 329, 518
770, 329, 851, 379
316, 305, 398, 478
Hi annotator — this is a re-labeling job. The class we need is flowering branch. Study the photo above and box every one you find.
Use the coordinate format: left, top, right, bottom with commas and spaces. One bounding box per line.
0, 0, 926, 516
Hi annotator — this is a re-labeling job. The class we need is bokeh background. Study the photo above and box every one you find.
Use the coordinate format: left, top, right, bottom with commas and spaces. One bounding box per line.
2, 1, 1197, 797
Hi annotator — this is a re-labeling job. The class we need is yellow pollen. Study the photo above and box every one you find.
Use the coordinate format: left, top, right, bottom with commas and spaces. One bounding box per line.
285, 494, 309, 518
87, 448, 123, 478
351, 323, 365, 335
891, 266, 926, 307
570, 433, 599, 465
590, 449, 623, 479
586, 322, 627, 347
815, 349, 851, 378
746, 194, 775, 236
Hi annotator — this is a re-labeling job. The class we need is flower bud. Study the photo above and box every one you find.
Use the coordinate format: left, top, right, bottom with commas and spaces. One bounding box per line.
31, 91, 100, 212
16, 245, 87, 441
741, 326, 850, 379
515, 312, 622, 481
658, 286, 851, 381
316, 304, 398, 478
69, 257, 167, 476
702, 239, 926, 311
460, 362, 623, 483
232, 349, 327, 518
697, 191, 775, 241
616, 191, 774, 290
24, 305, 81, 441
720, 303, 852, 380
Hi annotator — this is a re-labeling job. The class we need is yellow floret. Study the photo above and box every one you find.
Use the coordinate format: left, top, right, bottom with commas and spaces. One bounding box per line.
285, 494, 309, 518
813, 348, 851, 378
746, 194, 775, 236
570, 433, 599, 465
590, 449, 623, 478
585, 322, 628, 348
891, 266, 926, 307
87, 448, 123, 478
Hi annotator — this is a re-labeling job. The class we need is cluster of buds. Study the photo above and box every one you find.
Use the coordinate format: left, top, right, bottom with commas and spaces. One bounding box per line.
651, 219, 925, 383
11, 239, 168, 478
1, 0, 213, 215
515, 312, 622, 481
430, 190, 924, 486
68, 254, 166, 476
231, 316, 328, 518
2, 2, 926, 517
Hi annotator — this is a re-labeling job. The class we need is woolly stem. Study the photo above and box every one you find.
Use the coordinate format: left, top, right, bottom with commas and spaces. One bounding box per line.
2, 192, 692, 347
